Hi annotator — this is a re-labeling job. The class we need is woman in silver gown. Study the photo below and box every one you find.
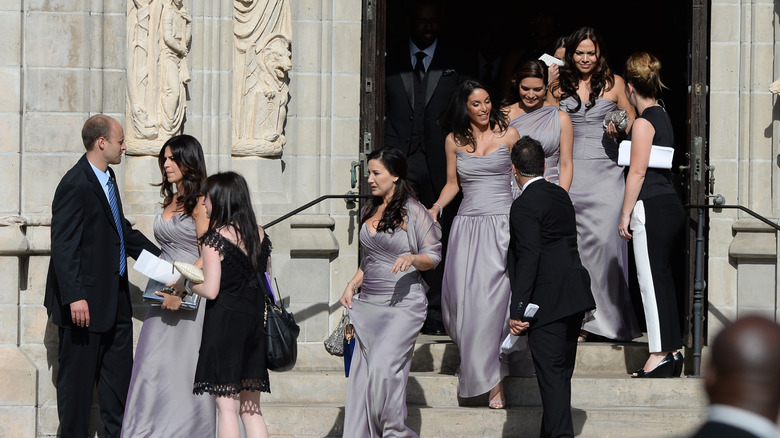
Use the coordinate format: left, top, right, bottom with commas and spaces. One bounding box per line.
431, 79, 520, 408
340, 147, 442, 437
548, 27, 641, 342
121, 135, 215, 437
504, 59, 573, 191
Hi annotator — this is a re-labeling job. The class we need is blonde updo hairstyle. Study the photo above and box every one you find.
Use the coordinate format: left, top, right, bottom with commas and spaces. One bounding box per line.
624, 52, 666, 99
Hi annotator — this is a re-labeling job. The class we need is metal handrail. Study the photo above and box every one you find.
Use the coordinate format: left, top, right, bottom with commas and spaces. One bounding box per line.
262, 194, 371, 229
684, 201, 780, 376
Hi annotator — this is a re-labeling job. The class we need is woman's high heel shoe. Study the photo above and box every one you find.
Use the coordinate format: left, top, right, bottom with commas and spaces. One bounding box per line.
632, 353, 675, 378
672, 351, 683, 377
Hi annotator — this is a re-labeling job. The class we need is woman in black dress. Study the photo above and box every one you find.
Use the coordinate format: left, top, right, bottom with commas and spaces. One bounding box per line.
618, 52, 685, 378
184, 171, 272, 437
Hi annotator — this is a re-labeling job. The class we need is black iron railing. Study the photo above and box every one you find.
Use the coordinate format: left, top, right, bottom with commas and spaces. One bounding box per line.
686, 198, 780, 376
262, 194, 370, 229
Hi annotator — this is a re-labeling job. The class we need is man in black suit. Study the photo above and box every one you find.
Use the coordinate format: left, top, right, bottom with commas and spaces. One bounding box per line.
691, 315, 780, 438
45, 115, 159, 438
384, 0, 467, 335
507, 136, 595, 438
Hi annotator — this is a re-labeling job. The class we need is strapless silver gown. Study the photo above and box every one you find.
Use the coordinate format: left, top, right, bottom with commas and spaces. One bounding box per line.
560, 96, 641, 341
121, 214, 215, 438
441, 145, 519, 398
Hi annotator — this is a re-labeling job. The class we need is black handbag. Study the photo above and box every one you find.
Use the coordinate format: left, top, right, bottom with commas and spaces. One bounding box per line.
260, 276, 300, 372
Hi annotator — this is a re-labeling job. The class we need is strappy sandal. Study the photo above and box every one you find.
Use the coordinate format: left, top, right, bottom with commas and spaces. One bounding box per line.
488, 383, 506, 409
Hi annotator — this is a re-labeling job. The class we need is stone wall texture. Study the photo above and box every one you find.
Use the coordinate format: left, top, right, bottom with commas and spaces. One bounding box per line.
709, 0, 780, 337
0, 0, 362, 436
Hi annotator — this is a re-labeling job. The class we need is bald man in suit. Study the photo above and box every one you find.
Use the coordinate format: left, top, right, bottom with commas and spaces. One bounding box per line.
691, 316, 780, 438
45, 115, 159, 437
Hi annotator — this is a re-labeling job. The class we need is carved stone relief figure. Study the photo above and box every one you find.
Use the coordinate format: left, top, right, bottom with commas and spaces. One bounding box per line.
233, 0, 292, 157
126, 0, 192, 155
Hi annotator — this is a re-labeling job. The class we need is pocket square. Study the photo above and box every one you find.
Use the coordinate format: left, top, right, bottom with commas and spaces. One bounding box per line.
442, 68, 456, 76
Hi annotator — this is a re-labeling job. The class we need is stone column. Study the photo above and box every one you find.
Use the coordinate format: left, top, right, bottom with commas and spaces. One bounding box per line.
708, 0, 780, 337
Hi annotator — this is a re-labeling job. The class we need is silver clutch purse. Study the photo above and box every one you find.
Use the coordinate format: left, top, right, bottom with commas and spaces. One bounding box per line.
602, 109, 629, 134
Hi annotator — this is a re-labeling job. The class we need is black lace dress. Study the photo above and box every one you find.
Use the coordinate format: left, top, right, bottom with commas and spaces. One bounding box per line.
193, 229, 272, 396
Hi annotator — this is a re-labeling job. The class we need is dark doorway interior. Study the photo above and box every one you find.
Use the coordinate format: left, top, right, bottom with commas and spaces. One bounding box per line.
386, 0, 692, 158
382, 0, 699, 339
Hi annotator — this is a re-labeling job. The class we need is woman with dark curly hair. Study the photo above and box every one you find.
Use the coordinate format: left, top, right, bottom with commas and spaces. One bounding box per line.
122, 135, 215, 437
432, 79, 520, 408
548, 27, 641, 343
340, 147, 442, 437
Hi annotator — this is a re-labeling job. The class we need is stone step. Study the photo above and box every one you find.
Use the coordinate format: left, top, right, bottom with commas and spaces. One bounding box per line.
266, 371, 706, 409
262, 404, 706, 437
295, 337, 657, 375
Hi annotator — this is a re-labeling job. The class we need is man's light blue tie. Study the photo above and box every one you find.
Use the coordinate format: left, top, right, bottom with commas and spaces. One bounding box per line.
107, 178, 127, 276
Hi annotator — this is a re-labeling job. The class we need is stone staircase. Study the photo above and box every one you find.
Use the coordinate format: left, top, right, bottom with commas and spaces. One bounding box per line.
261, 337, 708, 437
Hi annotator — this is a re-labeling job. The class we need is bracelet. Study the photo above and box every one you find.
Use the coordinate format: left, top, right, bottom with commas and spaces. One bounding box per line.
433, 203, 443, 218
348, 281, 358, 292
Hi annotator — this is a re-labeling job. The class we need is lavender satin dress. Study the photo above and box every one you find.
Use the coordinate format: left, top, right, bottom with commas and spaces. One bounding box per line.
121, 214, 215, 438
509, 105, 562, 184
344, 199, 441, 438
441, 145, 515, 398
560, 96, 641, 341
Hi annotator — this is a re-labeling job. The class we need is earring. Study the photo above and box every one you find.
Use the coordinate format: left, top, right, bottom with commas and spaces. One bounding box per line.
393, 179, 398, 183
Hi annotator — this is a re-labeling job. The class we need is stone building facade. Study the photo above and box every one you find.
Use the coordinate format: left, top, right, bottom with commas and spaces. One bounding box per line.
0, 0, 777, 436
0, 1, 362, 435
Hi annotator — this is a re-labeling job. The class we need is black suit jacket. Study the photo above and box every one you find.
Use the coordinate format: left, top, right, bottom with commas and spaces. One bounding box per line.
508, 179, 595, 327
384, 41, 467, 194
691, 421, 763, 438
45, 154, 159, 332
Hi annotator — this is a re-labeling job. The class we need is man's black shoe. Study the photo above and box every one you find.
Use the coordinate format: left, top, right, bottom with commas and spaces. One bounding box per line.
421, 319, 447, 336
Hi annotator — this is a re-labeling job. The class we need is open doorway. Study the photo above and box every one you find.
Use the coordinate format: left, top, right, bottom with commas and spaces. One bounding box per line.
360, 0, 709, 344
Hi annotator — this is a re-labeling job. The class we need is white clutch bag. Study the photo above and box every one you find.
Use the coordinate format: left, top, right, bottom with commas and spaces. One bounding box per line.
618, 140, 674, 169
173, 261, 204, 284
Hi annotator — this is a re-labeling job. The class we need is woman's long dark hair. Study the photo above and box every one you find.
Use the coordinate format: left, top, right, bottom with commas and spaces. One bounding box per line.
554, 27, 614, 113
155, 135, 208, 216
440, 79, 507, 153
202, 172, 263, 274
362, 147, 415, 233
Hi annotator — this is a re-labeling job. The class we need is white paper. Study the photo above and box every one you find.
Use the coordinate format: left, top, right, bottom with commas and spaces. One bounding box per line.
133, 249, 180, 284
501, 303, 540, 354
538, 53, 564, 67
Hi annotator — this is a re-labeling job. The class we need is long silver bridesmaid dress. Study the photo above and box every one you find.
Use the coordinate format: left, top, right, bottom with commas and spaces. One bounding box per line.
343, 199, 441, 438
441, 145, 515, 398
560, 96, 641, 341
121, 214, 215, 438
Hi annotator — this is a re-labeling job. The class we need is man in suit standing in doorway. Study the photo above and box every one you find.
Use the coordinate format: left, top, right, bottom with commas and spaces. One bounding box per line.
384, 0, 467, 335
45, 115, 159, 438
507, 136, 595, 438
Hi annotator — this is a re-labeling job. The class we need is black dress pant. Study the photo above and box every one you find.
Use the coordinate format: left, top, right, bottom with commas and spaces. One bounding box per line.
56, 284, 133, 438
528, 312, 585, 438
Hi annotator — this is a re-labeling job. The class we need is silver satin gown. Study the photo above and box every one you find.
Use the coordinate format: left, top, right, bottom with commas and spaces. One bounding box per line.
560, 96, 641, 341
121, 214, 216, 438
343, 199, 442, 438
441, 145, 517, 398
508, 105, 563, 185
